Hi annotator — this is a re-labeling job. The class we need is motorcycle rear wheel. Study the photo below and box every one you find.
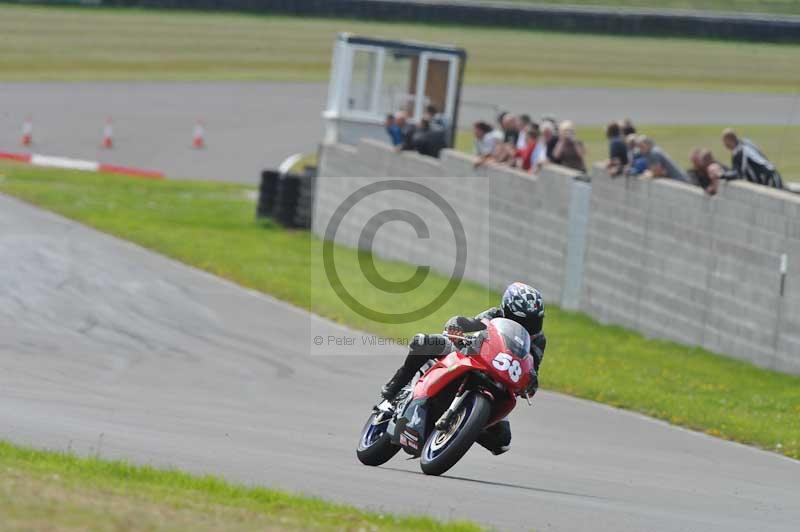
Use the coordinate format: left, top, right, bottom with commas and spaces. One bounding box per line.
420, 392, 491, 476
356, 411, 400, 466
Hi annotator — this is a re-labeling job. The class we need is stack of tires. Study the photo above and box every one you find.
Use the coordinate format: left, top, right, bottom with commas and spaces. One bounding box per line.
256, 169, 315, 229
293, 174, 315, 228
256, 170, 280, 219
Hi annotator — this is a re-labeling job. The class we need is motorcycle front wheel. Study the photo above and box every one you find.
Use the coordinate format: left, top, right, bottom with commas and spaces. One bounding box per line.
420, 392, 491, 476
356, 411, 400, 466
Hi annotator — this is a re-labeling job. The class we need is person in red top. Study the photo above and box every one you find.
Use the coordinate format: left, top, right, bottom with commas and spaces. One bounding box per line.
515, 126, 538, 171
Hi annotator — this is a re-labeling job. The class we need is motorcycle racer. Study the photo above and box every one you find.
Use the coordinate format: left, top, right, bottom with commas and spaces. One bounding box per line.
379, 282, 546, 455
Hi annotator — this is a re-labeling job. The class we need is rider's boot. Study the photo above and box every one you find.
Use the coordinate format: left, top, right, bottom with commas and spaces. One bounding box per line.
477, 419, 512, 455
380, 366, 412, 401
490, 444, 510, 456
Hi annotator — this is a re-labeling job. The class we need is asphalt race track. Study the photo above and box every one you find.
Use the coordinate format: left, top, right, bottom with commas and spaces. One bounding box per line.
1, 193, 798, 531
1, 82, 797, 182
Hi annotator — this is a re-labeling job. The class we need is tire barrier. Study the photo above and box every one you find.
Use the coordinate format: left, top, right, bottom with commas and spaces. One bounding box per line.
33, 0, 800, 43
257, 169, 315, 229
256, 170, 280, 219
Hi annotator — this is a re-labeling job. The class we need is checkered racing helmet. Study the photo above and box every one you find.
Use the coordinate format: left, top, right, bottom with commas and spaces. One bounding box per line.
501, 282, 544, 335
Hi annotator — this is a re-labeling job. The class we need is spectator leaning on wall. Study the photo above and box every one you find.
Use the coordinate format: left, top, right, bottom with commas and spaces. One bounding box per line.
624, 133, 648, 176
688, 148, 726, 196
410, 119, 447, 158
515, 126, 538, 172
385, 113, 404, 147
720, 129, 784, 189
605, 121, 628, 176
491, 113, 521, 164
552, 120, 586, 173
473, 121, 497, 168
532, 120, 559, 173
516, 114, 532, 151
490, 112, 506, 143
393, 111, 417, 152
638, 136, 689, 182
530, 122, 549, 173
543, 120, 560, 162
496, 112, 518, 145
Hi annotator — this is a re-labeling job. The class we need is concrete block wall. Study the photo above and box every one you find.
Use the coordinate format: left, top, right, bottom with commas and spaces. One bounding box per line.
315, 140, 800, 374
314, 140, 582, 305
584, 169, 800, 373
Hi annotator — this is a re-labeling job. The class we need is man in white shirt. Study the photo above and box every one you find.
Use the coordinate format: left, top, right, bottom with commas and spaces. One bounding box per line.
530, 121, 555, 173
516, 114, 531, 151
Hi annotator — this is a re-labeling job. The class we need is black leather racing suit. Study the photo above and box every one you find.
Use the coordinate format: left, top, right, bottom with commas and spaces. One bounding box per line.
389, 307, 546, 454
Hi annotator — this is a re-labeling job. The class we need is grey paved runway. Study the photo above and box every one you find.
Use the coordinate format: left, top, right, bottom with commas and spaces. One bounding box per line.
1, 193, 798, 531
1, 82, 797, 182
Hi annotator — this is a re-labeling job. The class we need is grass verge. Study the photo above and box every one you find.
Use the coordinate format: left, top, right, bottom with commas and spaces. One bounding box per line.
0, 441, 480, 531
457, 124, 800, 182
0, 4, 799, 92
0, 162, 798, 461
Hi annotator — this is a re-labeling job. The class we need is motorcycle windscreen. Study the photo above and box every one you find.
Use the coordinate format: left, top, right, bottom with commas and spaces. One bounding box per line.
490, 318, 530, 358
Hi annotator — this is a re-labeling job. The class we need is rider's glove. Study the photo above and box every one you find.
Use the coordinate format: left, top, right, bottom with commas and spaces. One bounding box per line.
444, 317, 465, 342
445, 324, 464, 338
521, 369, 539, 398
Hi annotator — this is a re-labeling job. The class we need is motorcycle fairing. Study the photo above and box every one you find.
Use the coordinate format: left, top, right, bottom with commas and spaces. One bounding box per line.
486, 395, 516, 427
391, 398, 428, 456
412, 352, 478, 401
413, 350, 520, 428
393, 373, 464, 457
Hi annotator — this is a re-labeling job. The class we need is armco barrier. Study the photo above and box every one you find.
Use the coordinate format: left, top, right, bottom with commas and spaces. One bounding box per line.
315, 140, 800, 374
15, 0, 800, 43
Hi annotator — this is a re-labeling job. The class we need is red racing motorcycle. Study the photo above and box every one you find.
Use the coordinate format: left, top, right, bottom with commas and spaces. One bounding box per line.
356, 317, 535, 476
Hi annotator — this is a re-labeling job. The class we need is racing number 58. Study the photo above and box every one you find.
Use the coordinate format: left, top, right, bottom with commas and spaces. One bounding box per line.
492, 353, 522, 382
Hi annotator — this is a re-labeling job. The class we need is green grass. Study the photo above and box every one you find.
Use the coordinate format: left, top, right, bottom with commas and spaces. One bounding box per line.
457, 124, 800, 181
1, 162, 798, 461
1, 5, 799, 93
0, 441, 480, 532
485, 0, 800, 16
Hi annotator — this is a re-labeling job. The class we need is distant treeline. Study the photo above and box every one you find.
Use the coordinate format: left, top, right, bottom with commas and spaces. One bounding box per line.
6, 0, 800, 43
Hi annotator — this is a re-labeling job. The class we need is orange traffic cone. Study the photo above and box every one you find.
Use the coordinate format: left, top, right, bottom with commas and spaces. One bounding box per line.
192, 120, 205, 149
102, 117, 114, 149
21, 116, 33, 147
